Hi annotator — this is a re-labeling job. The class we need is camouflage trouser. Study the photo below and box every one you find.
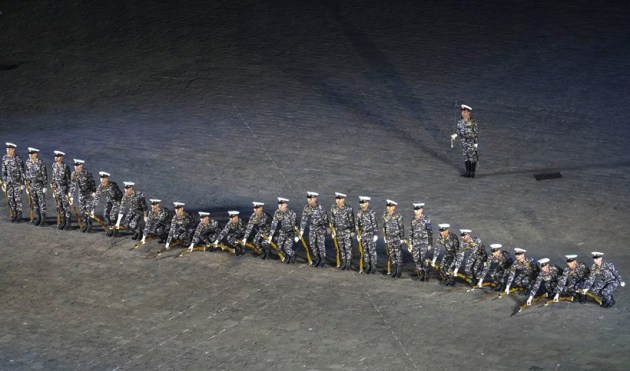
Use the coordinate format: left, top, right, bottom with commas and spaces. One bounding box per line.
169, 229, 192, 246
361, 232, 377, 270
124, 213, 143, 234
337, 231, 353, 263
29, 184, 47, 215
440, 252, 456, 275
78, 193, 94, 219
277, 231, 295, 257
511, 274, 534, 290
103, 201, 120, 225
590, 280, 619, 302
308, 227, 326, 259
461, 141, 477, 161
412, 241, 431, 271
386, 238, 402, 266
464, 253, 487, 279
557, 277, 587, 296
253, 233, 272, 253
144, 220, 170, 238
5, 184, 23, 213
531, 280, 558, 297
486, 268, 508, 287
54, 186, 72, 218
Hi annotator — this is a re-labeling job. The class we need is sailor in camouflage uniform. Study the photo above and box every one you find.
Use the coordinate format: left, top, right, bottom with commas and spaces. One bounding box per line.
553, 254, 590, 303
299, 192, 329, 267
24, 147, 48, 226
165, 202, 195, 249
215, 211, 246, 255
92, 171, 123, 236
451, 229, 487, 284
526, 258, 562, 306
436, 223, 459, 285
505, 248, 538, 296
187, 211, 220, 252
69, 159, 96, 232
581, 252, 625, 308
242, 202, 273, 259
268, 198, 297, 263
356, 196, 378, 274
50, 151, 72, 229
477, 244, 513, 290
451, 104, 478, 178
2, 142, 25, 222
408, 203, 433, 281
117, 181, 148, 240
383, 199, 404, 278
331, 192, 355, 270
141, 199, 173, 244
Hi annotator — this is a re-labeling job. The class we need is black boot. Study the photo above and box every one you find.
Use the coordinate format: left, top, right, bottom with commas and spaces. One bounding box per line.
365, 264, 371, 274
106, 225, 114, 237
346, 258, 352, 271
33, 211, 41, 226
391, 264, 398, 278
314, 256, 320, 267
15, 211, 23, 223
58, 215, 66, 230
424, 269, 430, 282
63, 215, 71, 230
87, 218, 93, 233
39, 212, 47, 226
319, 257, 326, 267
464, 161, 471, 177
470, 162, 477, 178
340, 261, 347, 270
396, 265, 403, 278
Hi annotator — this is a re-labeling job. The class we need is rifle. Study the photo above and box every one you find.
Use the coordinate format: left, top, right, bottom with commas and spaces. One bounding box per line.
68, 193, 83, 230
383, 228, 391, 275
0, 180, 14, 218
356, 227, 364, 273
329, 223, 341, 267
50, 183, 61, 226
294, 226, 312, 266
24, 181, 34, 223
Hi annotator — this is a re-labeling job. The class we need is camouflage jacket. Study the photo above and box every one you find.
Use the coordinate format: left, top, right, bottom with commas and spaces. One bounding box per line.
584, 260, 623, 289
506, 256, 538, 285
51, 162, 72, 190
270, 208, 297, 235
92, 181, 123, 209
300, 202, 329, 232
530, 265, 562, 294
217, 218, 245, 241
356, 207, 378, 235
25, 158, 48, 187
2, 154, 25, 185
331, 204, 355, 233
556, 261, 590, 293
243, 211, 272, 239
70, 168, 96, 196
192, 219, 220, 245
409, 215, 433, 246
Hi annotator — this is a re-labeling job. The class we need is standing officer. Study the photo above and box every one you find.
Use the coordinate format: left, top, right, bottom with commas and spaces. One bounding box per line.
451, 104, 478, 177
553, 254, 590, 303
477, 244, 513, 290
69, 159, 96, 232
2, 142, 25, 222
408, 203, 433, 281
356, 196, 378, 274
117, 181, 148, 240
581, 252, 625, 308
92, 171, 123, 236
299, 192, 329, 267
165, 202, 195, 250
242, 202, 273, 259
50, 150, 72, 230
505, 248, 538, 296
383, 199, 404, 278
24, 147, 48, 226
141, 199, 174, 244
331, 192, 355, 270
268, 198, 298, 263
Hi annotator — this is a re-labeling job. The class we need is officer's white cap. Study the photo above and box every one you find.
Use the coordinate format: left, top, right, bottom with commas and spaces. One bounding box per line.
99, 171, 110, 178
27, 147, 39, 153
73, 159, 85, 165
335, 192, 347, 199
359, 196, 371, 202
490, 244, 502, 250
438, 223, 450, 230
538, 258, 550, 265
199, 211, 210, 217
228, 210, 240, 216
565, 254, 578, 261
5, 142, 17, 148
307, 191, 319, 198
386, 199, 398, 206
54, 150, 65, 156
514, 248, 526, 254
173, 202, 185, 208
150, 199, 161, 204
460, 229, 472, 235
123, 181, 135, 188
277, 197, 289, 203
591, 252, 604, 258
413, 203, 425, 209
461, 104, 472, 111
252, 201, 264, 207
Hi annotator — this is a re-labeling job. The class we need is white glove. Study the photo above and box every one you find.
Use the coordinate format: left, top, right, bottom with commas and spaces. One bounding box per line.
241, 238, 247, 245
43, 188, 47, 194
1, 184, 6, 192
451, 133, 457, 140
20, 184, 25, 191
90, 210, 95, 218
473, 143, 478, 149
408, 242, 413, 252
581, 288, 588, 295
188, 243, 194, 252
299, 229, 304, 237
91, 192, 96, 198
621, 281, 626, 287
553, 293, 559, 302
213, 239, 219, 246
165, 242, 170, 250
141, 236, 146, 244
356, 234, 361, 242
373, 235, 378, 242
452, 268, 459, 277
432, 257, 437, 266
477, 279, 483, 287
526, 296, 533, 306
68, 194, 74, 205
331, 230, 336, 239
266, 235, 273, 242
505, 285, 511, 294
144, 216, 148, 223
294, 236, 299, 243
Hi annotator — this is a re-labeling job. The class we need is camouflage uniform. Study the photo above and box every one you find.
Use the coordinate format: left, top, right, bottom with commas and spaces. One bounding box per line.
437, 231, 459, 279
530, 265, 562, 297
269, 208, 297, 261
555, 261, 590, 296
300, 202, 329, 265
409, 215, 433, 278
478, 250, 513, 288
70, 167, 96, 232
119, 189, 148, 239
332, 204, 355, 268
25, 156, 48, 225
243, 210, 273, 257
2, 152, 25, 221
217, 217, 246, 254
383, 211, 404, 275
166, 211, 195, 246
191, 218, 220, 247
356, 207, 378, 273
51, 161, 72, 228
453, 235, 487, 281
92, 181, 123, 228
506, 256, 538, 293
143, 206, 174, 243
583, 260, 623, 307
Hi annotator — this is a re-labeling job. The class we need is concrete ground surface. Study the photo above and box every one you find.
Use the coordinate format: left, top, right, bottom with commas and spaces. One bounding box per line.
1, 0, 629, 370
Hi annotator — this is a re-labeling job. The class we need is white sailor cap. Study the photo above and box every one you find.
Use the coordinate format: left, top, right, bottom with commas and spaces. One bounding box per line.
199, 211, 210, 217
413, 203, 425, 209
123, 181, 135, 188
538, 258, 550, 266
460, 229, 472, 235
99, 171, 110, 178
591, 252, 604, 258
73, 159, 85, 165
252, 201, 264, 207
5, 142, 17, 148
461, 104, 472, 111
514, 248, 526, 254
386, 199, 398, 206
53, 150, 65, 156
277, 197, 289, 204
359, 196, 371, 203
307, 191, 319, 198
173, 202, 185, 208
565, 254, 578, 262
490, 243, 503, 250
438, 223, 450, 230
335, 192, 347, 199
27, 147, 39, 153
228, 210, 240, 217
149, 199, 161, 204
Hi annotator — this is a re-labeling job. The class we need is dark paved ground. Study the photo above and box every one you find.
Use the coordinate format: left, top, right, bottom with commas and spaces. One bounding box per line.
1, 1, 629, 370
